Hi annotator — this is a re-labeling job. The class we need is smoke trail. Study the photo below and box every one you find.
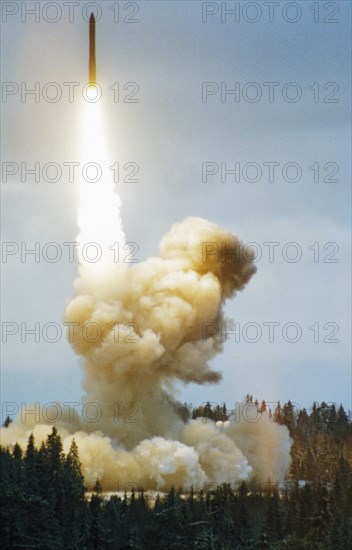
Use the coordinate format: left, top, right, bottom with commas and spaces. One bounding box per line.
1, 101, 292, 490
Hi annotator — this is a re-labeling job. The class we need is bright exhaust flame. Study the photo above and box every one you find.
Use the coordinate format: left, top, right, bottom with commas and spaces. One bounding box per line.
1, 99, 292, 491
78, 98, 125, 280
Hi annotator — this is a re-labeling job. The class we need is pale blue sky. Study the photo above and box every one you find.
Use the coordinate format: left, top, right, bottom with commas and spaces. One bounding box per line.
1, 1, 351, 419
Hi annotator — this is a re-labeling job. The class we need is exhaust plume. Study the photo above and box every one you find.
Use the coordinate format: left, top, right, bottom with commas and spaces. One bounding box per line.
63, 216, 257, 447
1, 100, 291, 490
2, 216, 292, 490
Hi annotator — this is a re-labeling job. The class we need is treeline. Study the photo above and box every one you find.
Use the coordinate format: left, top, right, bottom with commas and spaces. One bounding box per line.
191, 397, 352, 483
1, 429, 351, 549
1, 399, 352, 549
0, 428, 87, 548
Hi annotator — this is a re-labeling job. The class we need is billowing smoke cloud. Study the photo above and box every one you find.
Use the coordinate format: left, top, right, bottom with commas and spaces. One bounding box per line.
1, 217, 292, 490
64, 216, 257, 445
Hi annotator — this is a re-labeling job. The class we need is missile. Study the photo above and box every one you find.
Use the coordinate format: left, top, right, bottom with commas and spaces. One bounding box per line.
89, 13, 96, 85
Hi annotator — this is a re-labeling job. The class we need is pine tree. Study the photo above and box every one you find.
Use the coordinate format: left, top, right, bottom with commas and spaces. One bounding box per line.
43, 427, 66, 546
203, 401, 213, 420
63, 439, 87, 547
296, 408, 310, 445
89, 479, 105, 549
336, 404, 349, 438
327, 403, 337, 435
282, 400, 296, 435
0, 446, 18, 546
65, 439, 86, 497
12, 442, 25, 491
105, 494, 128, 548
274, 401, 283, 424
24, 433, 39, 495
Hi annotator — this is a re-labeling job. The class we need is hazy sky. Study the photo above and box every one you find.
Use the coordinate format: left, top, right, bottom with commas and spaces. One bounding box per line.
1, 0, 351, 420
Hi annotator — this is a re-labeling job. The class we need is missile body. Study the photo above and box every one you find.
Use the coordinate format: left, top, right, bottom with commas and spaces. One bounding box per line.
89, 13, 96, 85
